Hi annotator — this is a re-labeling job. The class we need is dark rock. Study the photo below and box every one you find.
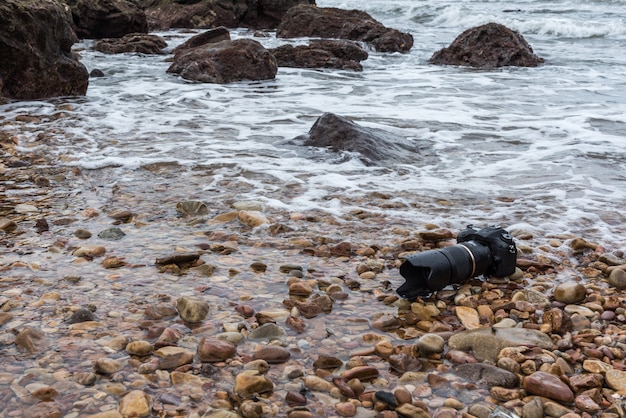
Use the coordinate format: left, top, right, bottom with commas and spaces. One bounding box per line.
167, 39, 277, 83
67, 308, 96, 324
155, 252, 200, 266
172, 27, 230, 55
429, 22, 544, 68
374, 391, 397, 408
142, 0, 309, 31
291, 112, 423, 166
89, 68, 105, 77
270, 40, 368, 71
93, 33, 167, 54
98, 227, 126, 240
313, 355, 343, 370
0, 0, 89, 100
35, 218, 49, 233
285, 391, 307, 406
454, 363, 519, 388
276, 4, 413, 53
66, 0, 148, 39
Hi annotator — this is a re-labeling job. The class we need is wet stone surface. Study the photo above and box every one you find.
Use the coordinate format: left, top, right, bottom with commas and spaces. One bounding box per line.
1, 133, 626, 417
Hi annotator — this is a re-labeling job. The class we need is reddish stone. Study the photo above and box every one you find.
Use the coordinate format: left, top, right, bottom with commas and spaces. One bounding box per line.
522, 371, 574, 403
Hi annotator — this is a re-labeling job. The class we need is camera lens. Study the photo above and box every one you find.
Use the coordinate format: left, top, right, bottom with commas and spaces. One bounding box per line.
397, 241, 492, 298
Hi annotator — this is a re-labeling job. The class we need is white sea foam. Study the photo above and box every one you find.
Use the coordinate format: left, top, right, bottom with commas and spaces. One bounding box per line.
2, 0, 626, 246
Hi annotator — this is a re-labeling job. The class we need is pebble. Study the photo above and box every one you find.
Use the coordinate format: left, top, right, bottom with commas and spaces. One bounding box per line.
0, 218, 18, 232
455, 306, 480, 329
522, 371, 574, 403
67, 308, 96, 324
253, 345, 291, 363
248, 323, 286, 340
341, 365, 379, 381
304, 375, 334, 392
176, 296, 209, 323
416, 333, 445, 354
608, 268, 626, 289
334, 401, 357, 416
238, 210, 269, 227
197, 337, 237, 362
126, 340, 154, 357
454, 363, 519, 388
98, 227, 126, 240
553, 282, 587, 304
234, 372, 274, 398
605, 369, 626, 391
119, 390, 151, 417
154, 346, 194, 370
73, 245, 106, 258
94, 358, 123, 374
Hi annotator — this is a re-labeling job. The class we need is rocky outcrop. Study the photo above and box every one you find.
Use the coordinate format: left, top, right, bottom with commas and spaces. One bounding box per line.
167, 39, 277, 83
429, 22, 544, 68
140, 0, 310, 31
270, 40, 368, 71
276, 5, 413, 53
171, 26, 230, 55
65, 0, 148, 39
0, 0, 89, 100
93, 33, 167, 54
292, 113, 422, 166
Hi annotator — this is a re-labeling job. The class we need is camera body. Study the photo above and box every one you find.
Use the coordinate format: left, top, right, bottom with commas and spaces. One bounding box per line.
397, 225, 517, 299
456, 225, 517, 277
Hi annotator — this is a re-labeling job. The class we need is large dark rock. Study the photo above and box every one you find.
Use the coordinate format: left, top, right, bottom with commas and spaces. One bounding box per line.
141, 0, 309, 31
270, 40, 368, 71
93, 33, 167, 54
276, 5, 413, 53
65, 0, 148, 39
171, 26, 230, 55
429, 22, 544, 68
0, 0, 89, 100
293, 113, 422, 166
167, 39, 277, 83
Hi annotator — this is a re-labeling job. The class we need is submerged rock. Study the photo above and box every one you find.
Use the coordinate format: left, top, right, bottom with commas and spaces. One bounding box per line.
429, 22, 543, 68
291, 112, 425, 166
448, 327, 554, 363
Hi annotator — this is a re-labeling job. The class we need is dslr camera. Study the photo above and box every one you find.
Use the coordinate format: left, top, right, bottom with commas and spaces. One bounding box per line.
397, 225, 517, 299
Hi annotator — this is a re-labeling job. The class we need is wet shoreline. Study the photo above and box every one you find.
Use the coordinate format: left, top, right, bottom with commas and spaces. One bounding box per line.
2, 132, 626, 417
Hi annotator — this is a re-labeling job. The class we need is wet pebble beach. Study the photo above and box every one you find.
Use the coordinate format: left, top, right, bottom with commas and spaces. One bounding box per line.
1, 133, 626, 418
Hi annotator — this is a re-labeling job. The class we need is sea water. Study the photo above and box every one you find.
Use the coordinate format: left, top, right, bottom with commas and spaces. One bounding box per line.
2, 0, 626, 247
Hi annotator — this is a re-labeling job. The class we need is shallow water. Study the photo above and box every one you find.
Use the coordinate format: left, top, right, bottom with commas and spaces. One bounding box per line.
2, 0, 626, 247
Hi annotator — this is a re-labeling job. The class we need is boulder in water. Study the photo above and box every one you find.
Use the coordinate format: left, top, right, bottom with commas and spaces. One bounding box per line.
292, 113, 423, 166
277, 4, 413, 53
0, 0, 89, 100
92, 33, 167, 54
270, 39, 368, 71
66, 0, 148, 39
167, 39, 277, 83
429, 22, 543, 68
